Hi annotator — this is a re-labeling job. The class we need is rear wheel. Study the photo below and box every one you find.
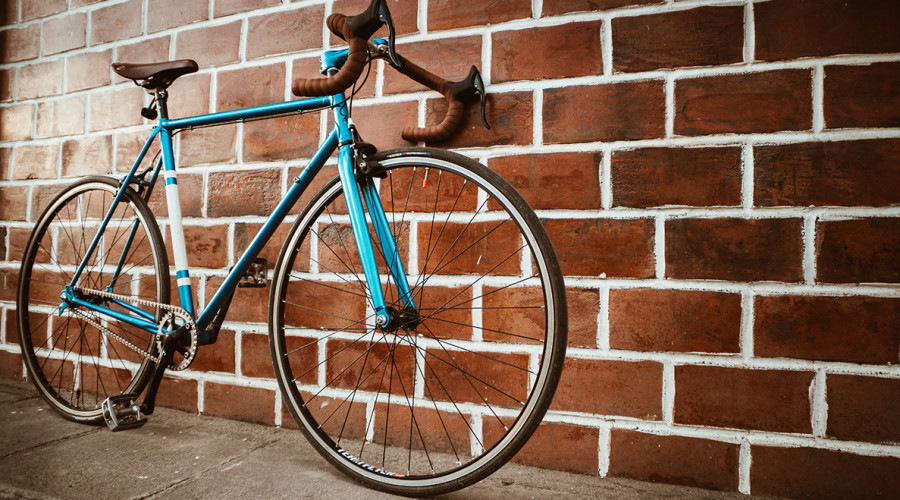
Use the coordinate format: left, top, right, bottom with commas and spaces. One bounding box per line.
270, 148, 567, 495
16, 177, 169, 423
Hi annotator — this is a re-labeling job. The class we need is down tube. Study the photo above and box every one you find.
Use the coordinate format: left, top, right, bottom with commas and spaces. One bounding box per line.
196, 128, 339, 331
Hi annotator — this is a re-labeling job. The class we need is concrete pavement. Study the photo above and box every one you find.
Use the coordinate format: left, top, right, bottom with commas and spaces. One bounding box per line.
0, 378, 757, 499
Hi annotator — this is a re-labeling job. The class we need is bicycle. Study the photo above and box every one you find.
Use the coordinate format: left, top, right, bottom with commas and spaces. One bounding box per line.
15, 0, 567, 496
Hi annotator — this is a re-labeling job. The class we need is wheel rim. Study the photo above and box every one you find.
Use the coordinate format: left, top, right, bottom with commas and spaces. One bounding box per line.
273, 154, 563, 488
18, 180, 167, 419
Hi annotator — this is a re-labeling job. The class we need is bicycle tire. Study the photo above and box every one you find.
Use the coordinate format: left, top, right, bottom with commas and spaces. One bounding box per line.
269, 148, 567, 496
17, 176, 170, 423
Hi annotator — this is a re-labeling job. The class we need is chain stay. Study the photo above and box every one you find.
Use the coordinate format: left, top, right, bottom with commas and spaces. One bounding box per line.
70, 286, 198, 370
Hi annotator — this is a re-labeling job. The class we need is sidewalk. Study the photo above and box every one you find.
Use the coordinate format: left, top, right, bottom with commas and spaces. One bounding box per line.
0, 378, 753, 499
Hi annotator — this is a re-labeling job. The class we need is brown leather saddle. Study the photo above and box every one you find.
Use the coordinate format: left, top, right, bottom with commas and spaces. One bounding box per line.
112, 59, 199, 90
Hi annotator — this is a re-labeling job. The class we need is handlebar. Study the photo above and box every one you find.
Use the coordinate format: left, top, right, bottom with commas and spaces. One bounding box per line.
291, 0, 489, 143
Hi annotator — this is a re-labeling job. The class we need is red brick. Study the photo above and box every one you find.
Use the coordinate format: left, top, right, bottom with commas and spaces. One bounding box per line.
0, 104, 33, 141
825, 63, 900, 129
246, 6, 324, 60
155, 376, 199, 413
148, 0, 208, 33
0, 224, 5, 260
17, 60, 63, 99
331, 339, 417, 397
281, 280, 367, 331
383, 37, 482, 95
751, 446, 900, 499
7, 227, 31, 263
0, 350, 22, 379
213, 0, 280, 18
610, 288, 741, 353
204, 277, 269, 324
828, 375, 898, 447
203, 382, 275, 425
66, 50, 111, 92
488, 153, 602, 210
1, 69, 12, 101
484, 421, 599, 474
755, 139, 900, 207
207, 168, 282, 217
41, 12, 86, 56
675, 70, 812, 135
188, 330, 236, 374
89, 86, 145, 132
240, 332, 274, 379
544, 218, 655, 278
543, 0, 662, 15
286, 164, 339, 216
755, 295, 899, 364
675, 365, 813, 433
332, 0, 418, 37
179, 126, 237, 167
610, 431, 739, 491
114, 37, 171, 69
0, 147, 9, 179
345, 101, 418, 151
428, 0, 531, 31
11, 144, 58, 180
545, 81, 665, 143
612, 147, 741, 207
167, 73, 211, 119
243, 332, 317, 383
817, 218, 900, 284
0, 268, 19, 300
217, 64, 285, 111
36, 97, 85, 138
165, 224, 228, 269
3, 1, 15, 25
244, 113, 320, 161
493, 22, 602, 82
62, 135, 112, 177
416, 220, 515, 275
21, 0, 66, 20
613, 6, 743, 73
478, 285, 581, 346
423, 92, 533, 148
755, 0, 900, 61
175, 21, 241, 68
666, 218, 803, 282
566, 288, 600, 348
552, 358, 663, 419
232, 222, 293, 266
0, 187, 28, 221
1, 24, 39, 62
90, 0, 142, 45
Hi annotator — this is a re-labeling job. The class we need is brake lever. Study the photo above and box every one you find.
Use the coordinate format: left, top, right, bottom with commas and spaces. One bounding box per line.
346, 0, 401, 68
447, 66, 491, 130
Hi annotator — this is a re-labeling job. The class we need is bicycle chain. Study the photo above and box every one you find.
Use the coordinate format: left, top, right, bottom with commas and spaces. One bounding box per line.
69, 286, 198, 371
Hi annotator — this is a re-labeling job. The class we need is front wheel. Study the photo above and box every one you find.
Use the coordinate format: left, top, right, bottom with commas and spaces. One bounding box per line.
269, 148, 567, 496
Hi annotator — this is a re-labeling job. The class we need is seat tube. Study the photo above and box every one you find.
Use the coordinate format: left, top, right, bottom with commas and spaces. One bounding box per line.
158, 123, 195, 318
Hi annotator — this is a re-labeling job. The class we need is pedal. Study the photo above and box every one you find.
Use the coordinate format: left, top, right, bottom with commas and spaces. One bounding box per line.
101, 394, 147, 431
238, 258, 267, 288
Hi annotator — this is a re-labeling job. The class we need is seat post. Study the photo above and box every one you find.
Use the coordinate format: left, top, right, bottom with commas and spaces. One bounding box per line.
155, 89, 169, 120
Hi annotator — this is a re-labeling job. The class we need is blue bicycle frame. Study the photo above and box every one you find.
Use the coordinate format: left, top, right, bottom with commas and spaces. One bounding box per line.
62, 44, 415, 343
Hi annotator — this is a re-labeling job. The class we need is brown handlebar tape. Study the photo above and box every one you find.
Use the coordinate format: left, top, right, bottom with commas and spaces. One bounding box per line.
396, 55, 465, 143
291, 15, 368, 97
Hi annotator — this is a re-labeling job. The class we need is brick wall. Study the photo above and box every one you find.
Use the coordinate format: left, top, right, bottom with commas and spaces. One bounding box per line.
1, 0, 899, 496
